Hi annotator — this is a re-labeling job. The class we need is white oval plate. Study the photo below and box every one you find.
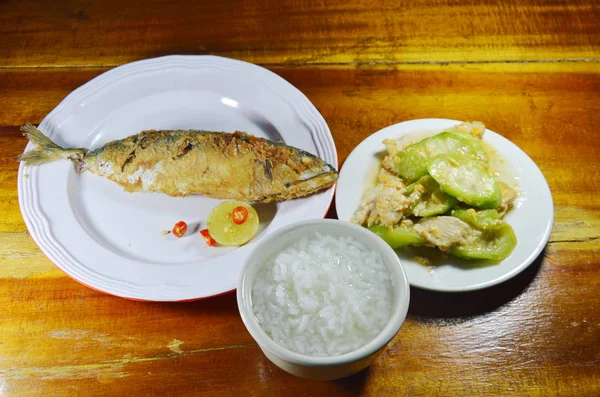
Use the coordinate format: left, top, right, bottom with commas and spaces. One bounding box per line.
18, 55, 337, 301
336, 118, 553, 292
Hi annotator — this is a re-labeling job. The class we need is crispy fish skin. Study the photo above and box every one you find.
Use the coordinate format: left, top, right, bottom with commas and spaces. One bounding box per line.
19, 125, 338, 203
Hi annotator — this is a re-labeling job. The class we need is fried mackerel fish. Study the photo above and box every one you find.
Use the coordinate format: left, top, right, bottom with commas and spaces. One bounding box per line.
18, 124, 338, 203
352, 121, 518, 262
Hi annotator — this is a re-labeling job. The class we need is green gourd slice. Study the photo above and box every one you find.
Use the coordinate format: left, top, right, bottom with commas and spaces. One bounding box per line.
395, 132, 489, 182
451, 208, 503, 230
445, 131, 488, 159
406, 175, 458, 217
368, 225, 427, 249
428, 154, 501, 209
450, 223, 517, 261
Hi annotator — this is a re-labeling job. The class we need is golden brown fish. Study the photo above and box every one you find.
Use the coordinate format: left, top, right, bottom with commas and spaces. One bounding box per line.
18, 124, 338, 202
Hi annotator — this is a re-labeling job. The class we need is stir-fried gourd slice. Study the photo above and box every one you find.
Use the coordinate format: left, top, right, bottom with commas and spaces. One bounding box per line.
445, 130, 478, 140
368, 224, 427, 249
445, 130, 488, 157
451, 208, 503, 230
450, 222, 517, 261
428, 154, 502, 209
406, 175, 458, 217
395, 132, 489, 182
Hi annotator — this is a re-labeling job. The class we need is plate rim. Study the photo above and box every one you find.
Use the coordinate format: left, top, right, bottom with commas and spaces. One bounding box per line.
18, 55, 337, 301
335, 118, 554, 292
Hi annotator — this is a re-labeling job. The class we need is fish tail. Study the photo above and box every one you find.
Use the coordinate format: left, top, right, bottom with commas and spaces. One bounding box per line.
20, 123, 61, 149
18, 124, 87, 166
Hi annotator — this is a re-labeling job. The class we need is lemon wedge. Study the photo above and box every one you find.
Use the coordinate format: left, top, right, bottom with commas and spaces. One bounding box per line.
207, 201, 259, 246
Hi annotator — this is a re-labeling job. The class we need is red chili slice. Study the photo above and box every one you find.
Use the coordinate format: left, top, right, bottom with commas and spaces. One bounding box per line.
200, 229, 216, 246
172, 221, 187, 238
231, 206, 249, 225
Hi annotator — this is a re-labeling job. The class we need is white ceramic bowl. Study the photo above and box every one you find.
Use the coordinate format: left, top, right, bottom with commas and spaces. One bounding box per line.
237, 219, 410, 380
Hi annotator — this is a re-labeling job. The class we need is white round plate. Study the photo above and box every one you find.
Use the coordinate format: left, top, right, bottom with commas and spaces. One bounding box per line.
18, 55, 337, 301
336, 118, 553, 292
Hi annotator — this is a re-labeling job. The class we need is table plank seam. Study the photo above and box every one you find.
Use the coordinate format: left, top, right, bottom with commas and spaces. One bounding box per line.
550, 236, 600, 244
0, 57, 599, 70
262, 57, 600, 67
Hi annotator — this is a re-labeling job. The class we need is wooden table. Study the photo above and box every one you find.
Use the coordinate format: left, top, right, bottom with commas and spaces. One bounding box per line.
1, 1, 599, 395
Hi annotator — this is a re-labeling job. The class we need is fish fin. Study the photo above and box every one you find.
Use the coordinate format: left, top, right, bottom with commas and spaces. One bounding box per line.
18, 124, 87, 166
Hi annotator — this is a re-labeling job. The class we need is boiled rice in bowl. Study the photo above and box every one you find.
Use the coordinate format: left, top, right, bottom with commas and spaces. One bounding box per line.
237, 219, 410, 381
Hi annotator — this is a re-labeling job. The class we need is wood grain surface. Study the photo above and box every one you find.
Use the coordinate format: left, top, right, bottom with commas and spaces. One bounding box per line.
1, 0, 599, 396
1, 0, 599, 66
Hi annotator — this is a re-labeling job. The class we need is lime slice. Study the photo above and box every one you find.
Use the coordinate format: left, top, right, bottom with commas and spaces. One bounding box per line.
207, 201, 259, 246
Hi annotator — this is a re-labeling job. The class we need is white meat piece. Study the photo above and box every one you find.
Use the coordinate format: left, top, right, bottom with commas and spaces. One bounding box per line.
350, 185, 380, 226
374, 182, 410, 227
381, 139, 401, 176
414, 216, 479, 251
378, 167, 405, 187
448, 121, 486, 139
497, 181, 518, 217
383, 139, 400, 156
351, 169, 409, 227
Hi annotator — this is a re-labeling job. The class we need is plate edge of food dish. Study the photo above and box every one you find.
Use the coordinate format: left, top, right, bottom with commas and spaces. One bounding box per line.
17, 55, 339, 301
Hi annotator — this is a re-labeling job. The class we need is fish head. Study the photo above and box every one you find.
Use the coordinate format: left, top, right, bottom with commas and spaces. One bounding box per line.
285, 158, 339, 198
256, 150, 338, 202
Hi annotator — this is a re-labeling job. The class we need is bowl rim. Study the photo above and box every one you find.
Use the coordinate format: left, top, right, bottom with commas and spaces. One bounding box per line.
237, 218, 410, 366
